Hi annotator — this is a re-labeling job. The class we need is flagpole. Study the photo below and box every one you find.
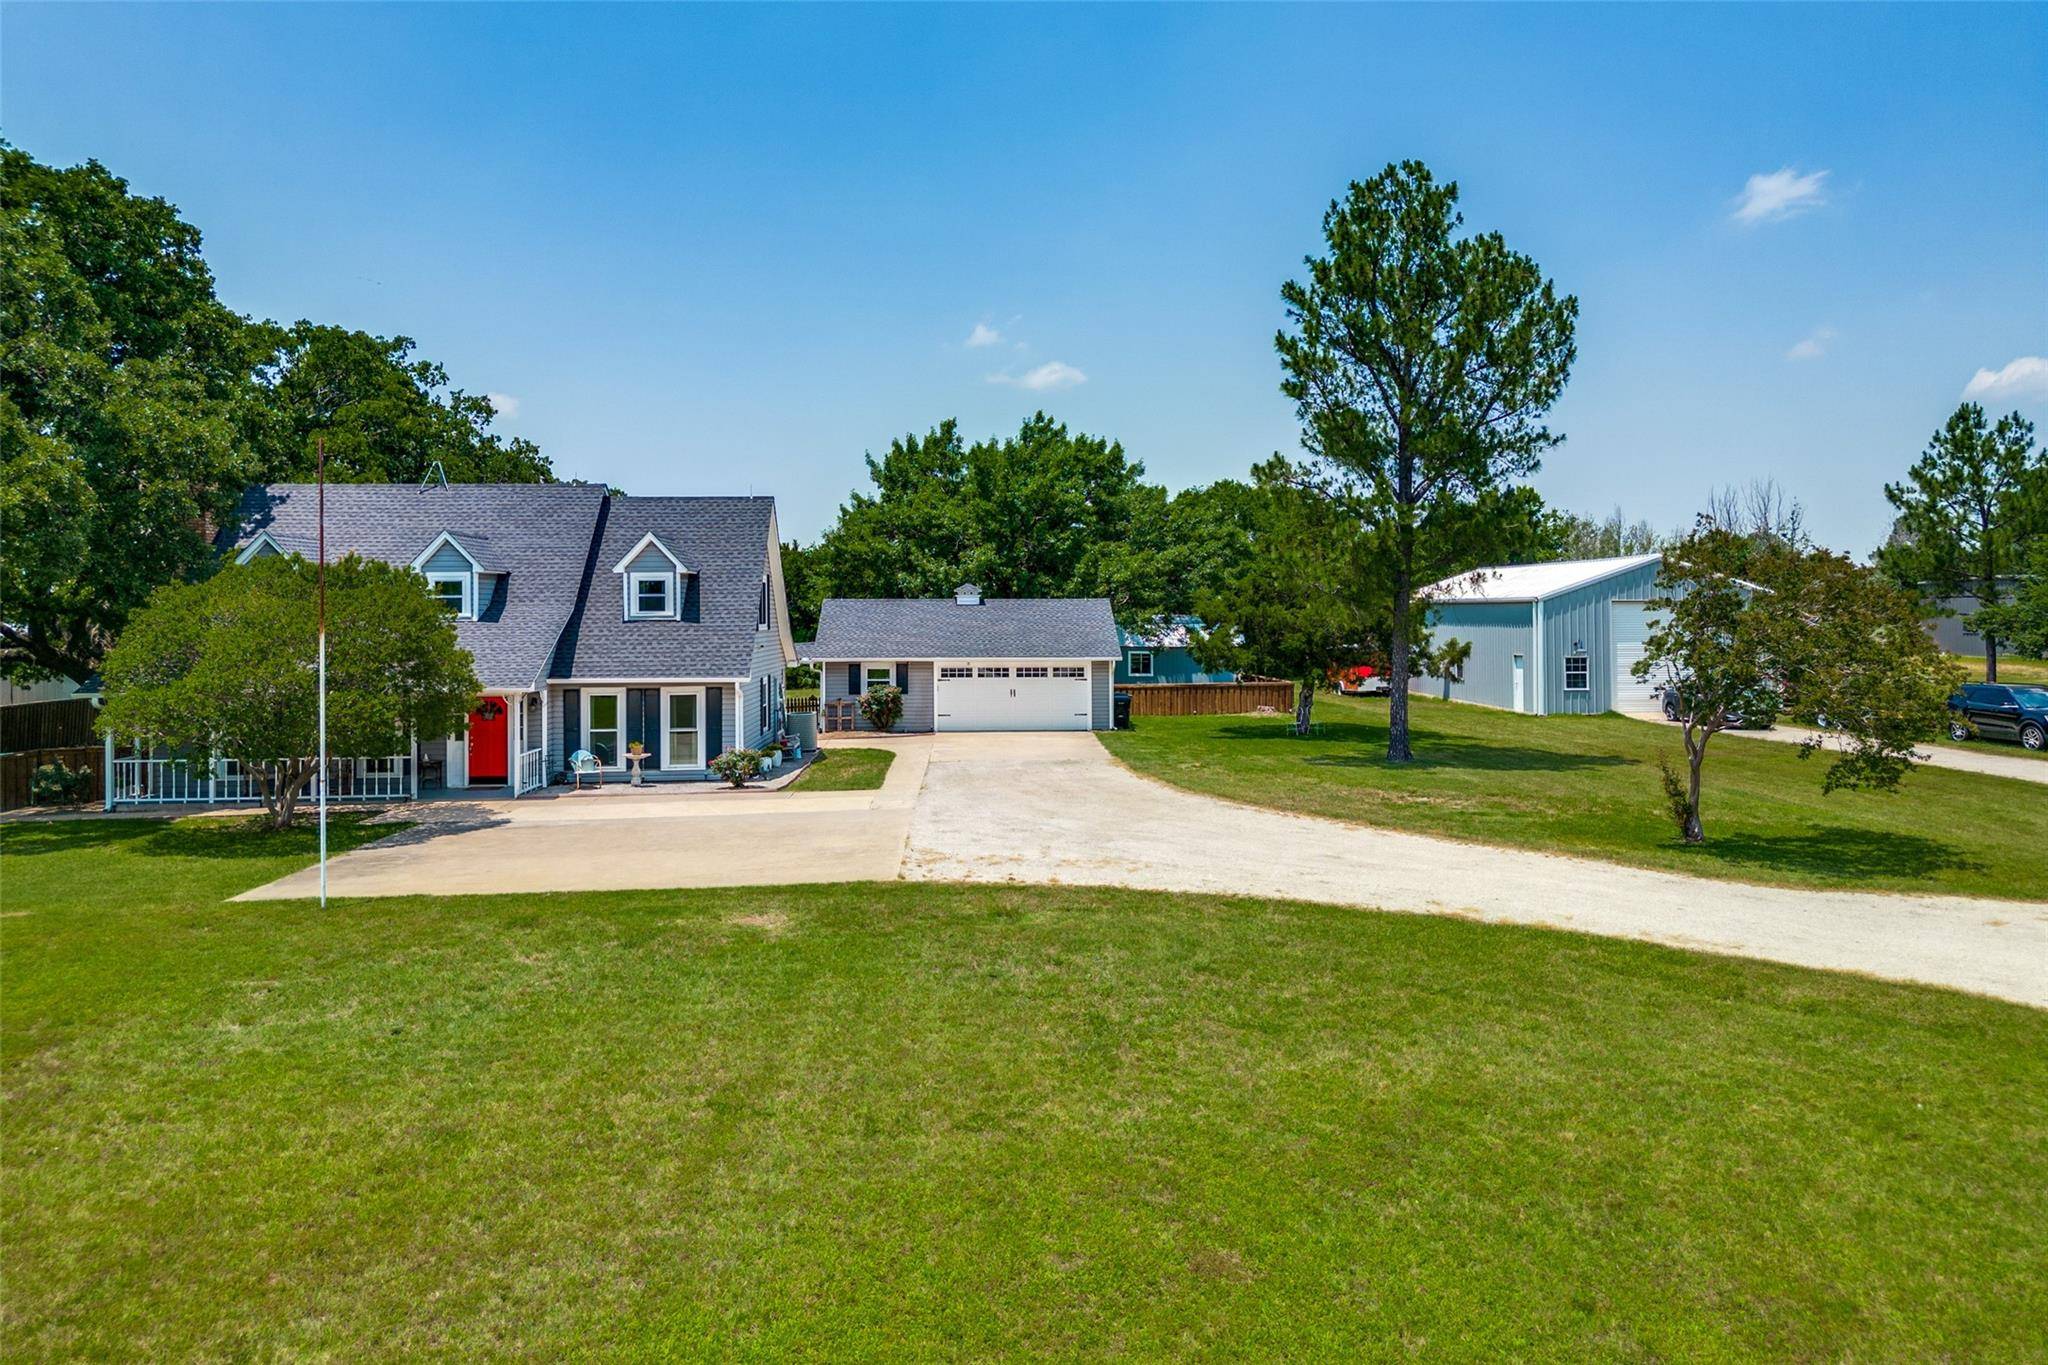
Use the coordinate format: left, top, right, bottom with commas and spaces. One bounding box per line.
317, 436, 329, 910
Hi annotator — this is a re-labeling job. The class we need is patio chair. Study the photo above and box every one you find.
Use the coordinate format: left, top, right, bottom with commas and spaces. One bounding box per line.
568, 749, 603, 790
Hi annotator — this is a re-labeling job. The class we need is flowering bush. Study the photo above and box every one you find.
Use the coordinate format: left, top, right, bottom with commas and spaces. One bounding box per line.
707, 748, 761, 788
859, 684, 904, 732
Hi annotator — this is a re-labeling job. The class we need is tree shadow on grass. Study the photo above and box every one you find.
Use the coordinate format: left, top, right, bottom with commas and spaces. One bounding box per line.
1303, 741, 1634, 774
1, 813, 398, 862
1686, 827, 1984, 884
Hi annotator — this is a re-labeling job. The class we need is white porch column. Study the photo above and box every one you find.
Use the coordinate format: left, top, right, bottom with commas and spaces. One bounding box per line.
540, 689, 550, 793
409, 728, 419, 800
102, 730, 114, 811
513, 697, 526, 797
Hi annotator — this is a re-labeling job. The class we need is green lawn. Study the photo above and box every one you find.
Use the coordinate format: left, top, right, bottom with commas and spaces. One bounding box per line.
1100, 694, 2046, 899
3, 817, 2042, 1358
788, 744, 894, 790
1950, 653, 2048, 685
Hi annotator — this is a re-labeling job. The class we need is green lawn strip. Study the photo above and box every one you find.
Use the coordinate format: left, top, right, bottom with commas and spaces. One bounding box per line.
1948, 654, 2048, 685
2, 818, 2042, 1358
1099, 694, 2046, 899
788, 745, 894, 791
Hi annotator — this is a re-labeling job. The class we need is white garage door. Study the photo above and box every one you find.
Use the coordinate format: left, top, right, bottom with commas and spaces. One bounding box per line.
935, 661, 1093, 731
1611, 601, 1667, 713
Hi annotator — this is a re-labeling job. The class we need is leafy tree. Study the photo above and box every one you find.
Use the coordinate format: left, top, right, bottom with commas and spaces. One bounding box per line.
1, 145, 550, 686
1641, 527, 1957, 844
1, 145, 262, 683
98, 555, 479, 829
778, 538, 826, 643
1276, 161, 1578, 761
1542, 506, 1666, 560
245, 322, 552, 485
1194, 459, 1384, 734
1878, 404, 2044, 680
1968, 536, 2048, 659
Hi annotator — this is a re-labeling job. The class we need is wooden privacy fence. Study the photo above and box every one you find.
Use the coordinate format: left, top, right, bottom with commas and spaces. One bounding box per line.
0, 746, 104, 812
1120, 680, 1294, 717
2, 698, 97, 753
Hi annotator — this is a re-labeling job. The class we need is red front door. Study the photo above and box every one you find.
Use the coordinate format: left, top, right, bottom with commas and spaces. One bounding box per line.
467, 697, 509, 783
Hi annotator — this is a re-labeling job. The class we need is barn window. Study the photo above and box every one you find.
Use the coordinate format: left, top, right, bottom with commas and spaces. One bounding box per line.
1563, 654, 1590, 692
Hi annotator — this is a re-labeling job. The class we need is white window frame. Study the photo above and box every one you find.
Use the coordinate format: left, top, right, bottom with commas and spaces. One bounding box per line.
583, 688, 626, 771
628, 571, 676, 620
427, 575, 472, 618
234, 531, 285, 565
864, 663, 895, 693
410, 533, 482, 620
658, 686, 705, 771
1127, 650, 1155, 678
1563, 653, 1590, 693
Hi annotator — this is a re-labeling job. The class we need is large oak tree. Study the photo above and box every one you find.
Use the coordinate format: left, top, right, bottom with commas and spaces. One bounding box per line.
1277, 161, 1578, 761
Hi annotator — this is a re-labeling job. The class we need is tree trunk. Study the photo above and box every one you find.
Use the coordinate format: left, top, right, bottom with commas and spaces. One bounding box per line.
262, 758, 316, 831
1387, 570, 1414, 763
1682, 731, 1708, 844
1294, 682, 1315, 737
1985, 633, 1999, 683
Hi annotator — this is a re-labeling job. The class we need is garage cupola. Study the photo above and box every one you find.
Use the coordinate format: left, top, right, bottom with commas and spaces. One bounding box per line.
954, 583, 982, 606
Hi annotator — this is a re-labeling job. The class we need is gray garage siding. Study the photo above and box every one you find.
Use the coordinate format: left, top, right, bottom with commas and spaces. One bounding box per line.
818, 661, 936, 732
1411, 601, 1534, 710
1091, 661, 1112, 729
1539, 560, 1661, 714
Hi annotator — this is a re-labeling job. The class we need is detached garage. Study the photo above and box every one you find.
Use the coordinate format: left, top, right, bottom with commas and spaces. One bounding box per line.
1410, 554, 1669, 716
803, 585, 1119, 732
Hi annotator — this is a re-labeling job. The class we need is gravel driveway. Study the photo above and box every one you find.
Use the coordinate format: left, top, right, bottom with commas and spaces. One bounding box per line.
904, 733, 2047, 1007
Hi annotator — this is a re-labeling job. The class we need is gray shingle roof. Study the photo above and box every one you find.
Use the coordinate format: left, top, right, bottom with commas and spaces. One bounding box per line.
222, 483, 607, 691
805, 597, 1120, 661
549, 497, 777, 680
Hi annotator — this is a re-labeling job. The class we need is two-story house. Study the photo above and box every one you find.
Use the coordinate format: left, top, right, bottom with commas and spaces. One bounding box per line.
217, 481, 795, 794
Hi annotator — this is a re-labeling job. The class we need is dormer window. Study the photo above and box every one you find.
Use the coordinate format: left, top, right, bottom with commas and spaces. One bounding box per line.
612, 531, 688, 621
410, 531, 481, 620
632, 573, 672, 618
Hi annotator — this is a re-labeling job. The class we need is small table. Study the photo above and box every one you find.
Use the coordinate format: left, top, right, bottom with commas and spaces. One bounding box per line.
625, 751, 648, 786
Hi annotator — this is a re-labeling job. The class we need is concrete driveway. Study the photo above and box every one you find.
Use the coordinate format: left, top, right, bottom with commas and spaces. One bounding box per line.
242, 731, 2046, 1008
1628, 714, 2048, 786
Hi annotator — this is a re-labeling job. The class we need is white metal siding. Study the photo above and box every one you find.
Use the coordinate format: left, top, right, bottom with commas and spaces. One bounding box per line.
1610, 602, 1666, 712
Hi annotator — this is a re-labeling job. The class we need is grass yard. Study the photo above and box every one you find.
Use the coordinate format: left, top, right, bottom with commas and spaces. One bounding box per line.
3, 820, 2046, 1358
788, 743, 894, 790
1100, 694, 2046, 899
1950, 653, 2048, 685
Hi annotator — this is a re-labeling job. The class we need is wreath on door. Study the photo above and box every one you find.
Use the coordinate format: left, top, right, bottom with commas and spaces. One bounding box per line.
475, 700, 505, 722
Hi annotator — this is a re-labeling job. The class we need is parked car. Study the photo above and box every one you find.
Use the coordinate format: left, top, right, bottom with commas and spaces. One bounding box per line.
1947, 683, 2048, 751
1656, 683, 1775, 731
1334, 666, 1390, 697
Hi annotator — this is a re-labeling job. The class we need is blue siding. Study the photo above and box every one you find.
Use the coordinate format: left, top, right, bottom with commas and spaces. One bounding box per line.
1114, 646, 1233, 684
625, 544, 676, 576
1411, 601, 1534, 711
421, 542, 474, 577
1538, 561, 1661, 713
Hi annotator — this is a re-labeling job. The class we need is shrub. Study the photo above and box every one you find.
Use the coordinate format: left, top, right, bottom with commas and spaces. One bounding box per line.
859, 684, 904, 732
30, 761, 96, 806
708, 749, 761, 788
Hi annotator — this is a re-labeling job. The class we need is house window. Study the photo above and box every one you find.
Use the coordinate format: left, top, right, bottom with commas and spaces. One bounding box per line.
977, 666, 1010, 679
758, 576, 772, 630
759, 677, 769, 731
865, 664, 895, 692
628, 572, 673, 619
1052, 666, 1086, 679
1015, 666, 1049, 678
939, 666, 973, 679
1127, 651, 1154, 678
663, 689, 702, 769
585, 691, 623, 768
1564, 654, 1590, 692
428, 576, 468, 616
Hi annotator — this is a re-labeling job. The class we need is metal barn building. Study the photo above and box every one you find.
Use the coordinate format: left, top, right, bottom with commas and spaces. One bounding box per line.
1410, 554, 1667, 716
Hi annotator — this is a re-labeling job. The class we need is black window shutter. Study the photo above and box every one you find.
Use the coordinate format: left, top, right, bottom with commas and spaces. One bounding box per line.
847, 663, 860, 694
563, 689, 581, 756
706, 686, 724, 760
895, 662, 909, 691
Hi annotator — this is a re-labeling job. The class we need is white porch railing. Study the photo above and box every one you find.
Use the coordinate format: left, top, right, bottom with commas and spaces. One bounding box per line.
515, 746, 545, 796
109, 754, 414, 806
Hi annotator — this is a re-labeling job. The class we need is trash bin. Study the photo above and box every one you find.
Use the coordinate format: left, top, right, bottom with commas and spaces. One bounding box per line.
787, 710, 817, 754
1113, 691, 1132, 730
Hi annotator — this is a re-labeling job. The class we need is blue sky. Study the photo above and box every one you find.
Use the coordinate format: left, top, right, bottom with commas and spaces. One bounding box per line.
5, 3, 2044, 554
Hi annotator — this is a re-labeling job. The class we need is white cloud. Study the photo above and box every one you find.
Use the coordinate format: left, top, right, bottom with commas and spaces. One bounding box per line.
1731, 167, 1829, 225
988, 360, 1087, 392
965, 322, 1003, 348
1785, 326, 1835, 361
1962, 355, 2048, 402
487, 392, 522, 419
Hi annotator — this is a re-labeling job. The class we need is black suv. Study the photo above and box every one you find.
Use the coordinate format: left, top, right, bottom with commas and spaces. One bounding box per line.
1947, 682, 2048, 752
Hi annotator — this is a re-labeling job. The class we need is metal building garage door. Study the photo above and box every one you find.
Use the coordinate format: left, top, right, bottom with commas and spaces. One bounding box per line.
1610, 601, 1667, 713
935, 661, 1093, 731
